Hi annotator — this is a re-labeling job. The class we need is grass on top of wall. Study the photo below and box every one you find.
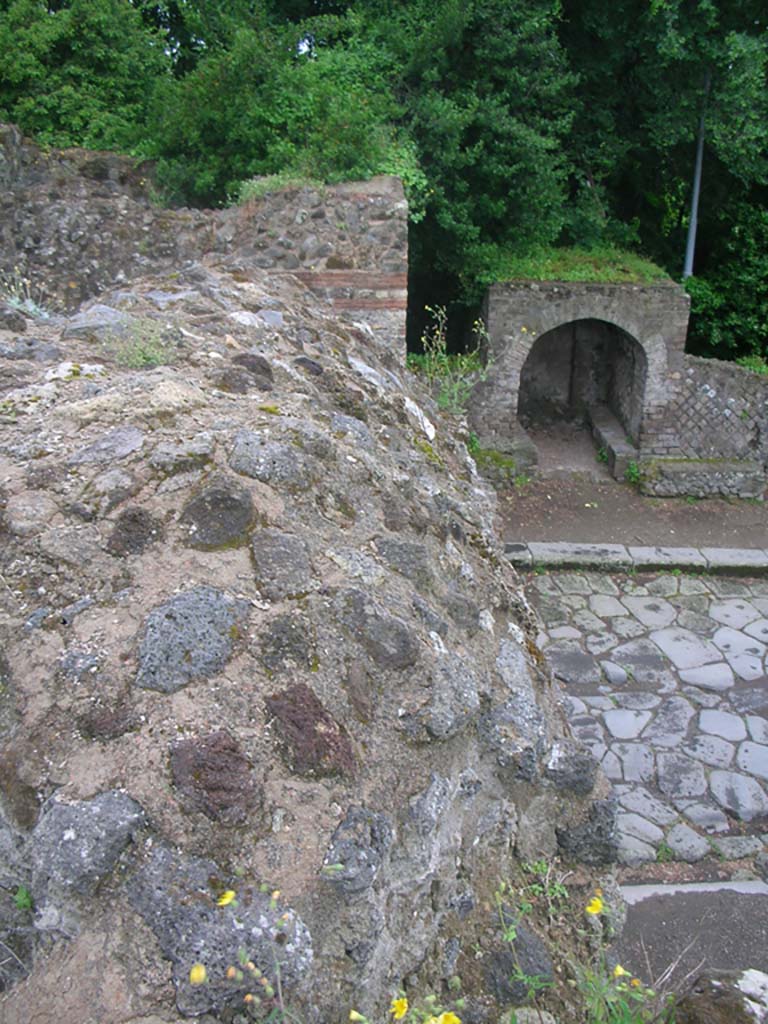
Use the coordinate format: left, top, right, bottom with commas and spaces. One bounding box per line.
480, 245, 671, 285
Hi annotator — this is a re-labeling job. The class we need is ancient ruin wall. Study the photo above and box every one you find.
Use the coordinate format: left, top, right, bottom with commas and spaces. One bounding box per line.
640, 354, 768, 498
0, 123, 408, 357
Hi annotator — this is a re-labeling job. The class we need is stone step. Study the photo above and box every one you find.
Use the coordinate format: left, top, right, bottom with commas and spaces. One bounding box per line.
588, 403, 639, 481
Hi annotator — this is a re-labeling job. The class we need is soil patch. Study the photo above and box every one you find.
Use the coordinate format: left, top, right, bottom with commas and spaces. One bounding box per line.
498, 477, 767, 549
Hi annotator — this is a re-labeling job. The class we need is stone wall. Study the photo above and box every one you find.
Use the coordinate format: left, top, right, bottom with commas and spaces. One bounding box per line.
639, 354, 768, 498
0, 124, 408, 358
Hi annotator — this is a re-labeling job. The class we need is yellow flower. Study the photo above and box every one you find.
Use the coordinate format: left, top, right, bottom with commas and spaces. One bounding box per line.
217, 889, 236, 907
613, 965, 630, 978
189, 963, 207, 985
631, 978, 642, 988
585, 895, 604, 915
436, 1014, 462, 1024
390, 997, 409, 1019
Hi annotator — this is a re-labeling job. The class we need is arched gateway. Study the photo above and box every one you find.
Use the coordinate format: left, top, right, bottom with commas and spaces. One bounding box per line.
469, 280, 691, 477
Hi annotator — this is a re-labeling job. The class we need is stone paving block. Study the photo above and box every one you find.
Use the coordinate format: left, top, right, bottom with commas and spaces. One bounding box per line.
628, 546, 708, 570
618, 787, 677, 826
745, 619, 768, 643
613, 743, 655, 783
612, 617, 647, 640
683, 735, 735, 769
713, 836, 765, 859
527, 542, 632, 569
737, 742, 768, 781
536, 598, 570, 628
547, 642, 602, 686
747, 716, 768, 744
581, 572, 620, 596
590, 594, 627, 618
612, 692, 661, 710
604, 709, 653, 740
618, 812, 665, 845
699, 709, 748, 741
701, 548, 768, 572
682, 687, 722, 708
617, 832, 656, 866
584, 696, 614, 710
725, 652, 765, 682
657, 752, 707, 799
677, 610, 719, 636
622, 596, 678, 629
650, 628, 722, 671
680, 578, 710, 595
558, 573, 593, 595
676, 594, 710, 613
710, 770, 768, 821
710, 599, 762, 630
611, 638, 673, 686
621, 582, 650, 596
601, 750, 623, 781
601, 661, 628, 685
713, 625, 767, 659
641, 696, 695, 748
665, 823, 710, 863
730, 687, 768, 716
549, 626, 582, 640
646, 576, 681, 597
679, 800, 730, 833
560, 594, 587, 611
586, 633, 619, 655
572, 609, 607, 633
679, 662, 735, 691
531, 575, 561, 597
709, 578, 754, 598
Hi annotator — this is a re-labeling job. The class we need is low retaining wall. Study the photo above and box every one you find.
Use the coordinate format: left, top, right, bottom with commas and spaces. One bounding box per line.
640, 355, 768, 498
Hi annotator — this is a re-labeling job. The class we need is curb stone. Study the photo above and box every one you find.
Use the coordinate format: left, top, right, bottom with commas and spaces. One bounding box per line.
507, 542, 768, 576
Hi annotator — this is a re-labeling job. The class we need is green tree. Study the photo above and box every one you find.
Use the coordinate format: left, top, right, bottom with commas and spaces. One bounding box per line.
0, 0, 169, 149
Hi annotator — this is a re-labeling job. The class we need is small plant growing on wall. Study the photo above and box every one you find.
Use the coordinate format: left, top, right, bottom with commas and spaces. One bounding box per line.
407, 306, 490, 416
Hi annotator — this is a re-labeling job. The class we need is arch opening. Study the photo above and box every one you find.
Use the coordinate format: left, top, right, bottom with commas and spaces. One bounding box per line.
518, 318, 648, 445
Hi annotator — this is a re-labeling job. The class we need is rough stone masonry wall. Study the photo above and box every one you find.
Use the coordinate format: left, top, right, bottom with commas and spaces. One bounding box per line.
640, 354, 768, 498
0, 123, 408, 358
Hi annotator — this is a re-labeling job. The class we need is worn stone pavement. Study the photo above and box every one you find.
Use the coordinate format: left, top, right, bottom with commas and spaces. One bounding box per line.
527, 569, 768, 866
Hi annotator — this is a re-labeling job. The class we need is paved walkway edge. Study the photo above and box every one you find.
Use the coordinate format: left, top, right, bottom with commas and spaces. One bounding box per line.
505, 541, 768, 575
622, 879, 768, 905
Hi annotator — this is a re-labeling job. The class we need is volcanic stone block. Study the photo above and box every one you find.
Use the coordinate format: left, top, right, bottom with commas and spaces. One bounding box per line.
251, 529, 313, 599
266, 683, 354, 777
179, 475, 254, 550
171, 730, 261, 823
136, 586, 250, 693
335, 588, 420, 669
321, 806, 393, 894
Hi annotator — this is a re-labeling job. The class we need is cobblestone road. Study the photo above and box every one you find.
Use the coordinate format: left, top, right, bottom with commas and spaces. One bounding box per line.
529, 571, 768, 866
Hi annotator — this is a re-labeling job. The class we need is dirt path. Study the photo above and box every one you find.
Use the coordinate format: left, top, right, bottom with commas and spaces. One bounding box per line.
498, 477, 768, 549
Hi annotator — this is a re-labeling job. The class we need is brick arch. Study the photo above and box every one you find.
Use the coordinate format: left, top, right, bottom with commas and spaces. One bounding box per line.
517, 317, 652, 439
469, 281, 690, 460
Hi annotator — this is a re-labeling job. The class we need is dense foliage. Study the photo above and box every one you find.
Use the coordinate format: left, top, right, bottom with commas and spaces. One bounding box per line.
0, 0, 765, 359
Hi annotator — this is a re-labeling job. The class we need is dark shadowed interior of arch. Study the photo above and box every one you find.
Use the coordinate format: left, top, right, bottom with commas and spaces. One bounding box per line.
518, 318, 648, 445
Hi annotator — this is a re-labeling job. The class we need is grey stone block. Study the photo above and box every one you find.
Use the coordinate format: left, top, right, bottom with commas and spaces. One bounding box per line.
628, 546, 708, 569
136, 586, 250, 693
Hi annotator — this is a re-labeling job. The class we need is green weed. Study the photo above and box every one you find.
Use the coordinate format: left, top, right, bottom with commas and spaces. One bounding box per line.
407, 306, 490, 416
